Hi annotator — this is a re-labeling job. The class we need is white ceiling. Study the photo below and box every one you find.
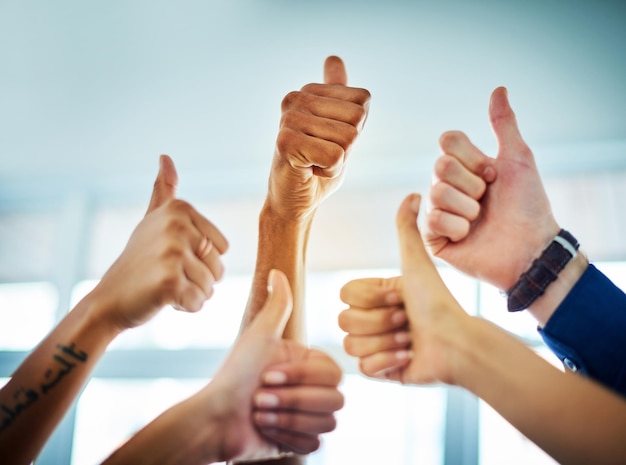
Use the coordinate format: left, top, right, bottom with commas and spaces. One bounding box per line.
1, 0, 625, 207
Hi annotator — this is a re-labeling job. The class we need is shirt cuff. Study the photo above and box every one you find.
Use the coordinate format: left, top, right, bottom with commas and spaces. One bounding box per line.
538, 264, 626, 396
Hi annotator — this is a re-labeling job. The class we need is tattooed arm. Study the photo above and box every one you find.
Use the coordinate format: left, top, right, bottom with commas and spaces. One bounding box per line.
0, 155, 228, 465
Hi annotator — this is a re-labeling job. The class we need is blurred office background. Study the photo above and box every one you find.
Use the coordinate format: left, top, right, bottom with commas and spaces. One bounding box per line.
1, 1, 625, 463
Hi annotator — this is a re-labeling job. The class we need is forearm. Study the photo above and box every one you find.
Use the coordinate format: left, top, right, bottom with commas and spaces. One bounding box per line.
455, 316, 626, 465
0, 290, 121, 464
103, 393, 220, 465
243, 201, 313, 341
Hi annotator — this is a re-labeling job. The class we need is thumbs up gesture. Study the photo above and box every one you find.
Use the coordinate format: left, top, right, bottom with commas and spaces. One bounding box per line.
203, 269, 344, 461
423, 87, 560, 292
267, 56, 371, 221
339, 194, 470, 385
92, 155, 229, 330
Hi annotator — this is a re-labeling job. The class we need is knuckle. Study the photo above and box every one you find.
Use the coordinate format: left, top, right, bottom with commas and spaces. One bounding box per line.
337, 311, 352, 332
381, 276, 401, 293
279, 108, 299, 128
202, 284, 215, 301
299, 83, 317, 94
338, 286, 351, 304
350, 105, 368, 127
429, 182, 448, 206
275, 127, 298, 156
169, 198, 190, 212
161, 241, 186, 262
357, 88, 372, 103
341, 124, 360, 147
342, 335, 359, 356
425, 208, 444, 232
358, 358, 373, 377
433, 155, 457, 179
335, 392, 345, 410
275, 131, 290, 155
470, 179, 487, 199
453, 220, 471, 241
329, 362, 343, 385
325, 143, 345, 164
465, 199, 481, 221
281, 90, 301, 110
164, 221, 186, 239
439, 130, 465, 151
158, 273, 181, 298
322, 416, 338, 433
163, 213, 189, 236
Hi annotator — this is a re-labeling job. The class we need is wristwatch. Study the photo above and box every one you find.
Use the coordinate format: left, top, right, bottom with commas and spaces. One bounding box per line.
507, 229, 579, 312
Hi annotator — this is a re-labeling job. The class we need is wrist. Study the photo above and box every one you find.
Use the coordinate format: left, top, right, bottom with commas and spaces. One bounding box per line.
104, 391, 223, 465
260, 199, 316, 230
438, 313, 480, 387
194, 384, 244, 463
504, 229, 587, 326
186, 391, 225, 464
527, 250, 588, 327
503, 225, 560, 291
73, 289, 126, 344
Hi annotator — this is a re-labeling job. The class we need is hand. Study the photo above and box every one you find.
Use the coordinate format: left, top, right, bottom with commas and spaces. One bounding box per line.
338, 276, 412, 379
92, 155, 229, 330
340, 194, 470, 386
266, 55, 371, 221
252, 345, 343, 455
200, 270, 344, 462
423, 87, 559, 291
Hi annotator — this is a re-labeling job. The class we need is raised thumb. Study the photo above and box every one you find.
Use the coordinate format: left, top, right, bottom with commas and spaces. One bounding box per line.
324, 55, 348, 86
488, 87, 531, 161
396, 194, 443, 295
248, 269, 294, 339
146, 154, 178, 215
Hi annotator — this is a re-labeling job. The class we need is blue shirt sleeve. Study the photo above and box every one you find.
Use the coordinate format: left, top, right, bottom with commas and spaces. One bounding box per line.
538, 264, 626, 397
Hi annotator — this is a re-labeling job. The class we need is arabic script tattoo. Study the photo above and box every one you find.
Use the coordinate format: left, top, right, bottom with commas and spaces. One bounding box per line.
0, 342, 88, 433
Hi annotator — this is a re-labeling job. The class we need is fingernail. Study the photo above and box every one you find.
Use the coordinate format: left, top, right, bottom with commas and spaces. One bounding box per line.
410, 194, 421, 213
385, 291, 401, 305
391, 310, 407, 325
396, 350, 413, 360
394, 331, 411, 344
254, 393, 280, 408
267, 269, 277, 293
255, 412, 278, 426
263, 371, 288, 385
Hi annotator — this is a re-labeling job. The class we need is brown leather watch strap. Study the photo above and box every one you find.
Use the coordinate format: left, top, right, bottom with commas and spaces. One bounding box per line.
507, 229, 579, 312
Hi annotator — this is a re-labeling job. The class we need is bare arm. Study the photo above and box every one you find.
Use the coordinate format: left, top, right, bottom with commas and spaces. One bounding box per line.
0, 156, 227, 464
242, 56, 370, 339
244, 203, 313, 340
456, 316, 626, 465
104, 271, 344, 465
239, 56, 370, 464
339, 194, 626, 465
0, 295, 120, 464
